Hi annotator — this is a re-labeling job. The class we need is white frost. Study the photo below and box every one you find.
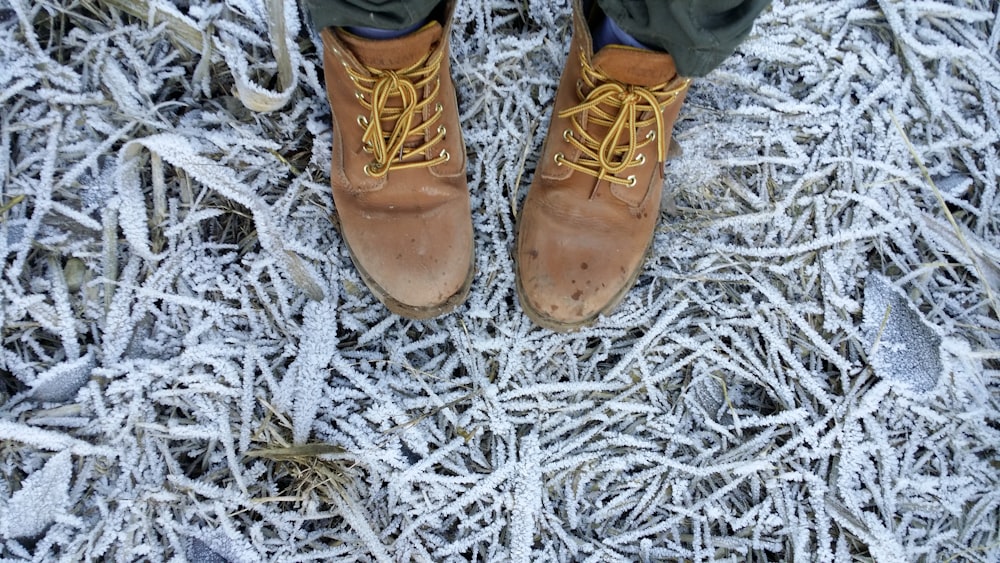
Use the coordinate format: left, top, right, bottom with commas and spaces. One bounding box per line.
0, 451, 72, 539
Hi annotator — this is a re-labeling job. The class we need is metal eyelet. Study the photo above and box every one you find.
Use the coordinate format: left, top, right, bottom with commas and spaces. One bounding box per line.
626, 175, 637, 188
362, 142, 373, 153
645, 131, 656, 141
357, 115, 369, 127
439, 149, 450, 162
563, 129, 573, 142
435, 103, 443, 113
363, 162, 375, 177
354, 92, 364, 101
554, 153, 564, 165
635, 154, 646, 165
437, 125, 447, 136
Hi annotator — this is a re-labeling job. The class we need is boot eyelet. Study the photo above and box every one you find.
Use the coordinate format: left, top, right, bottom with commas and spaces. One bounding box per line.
362, 142, 373, 153
363, 163, 375, 177
645, 131, 656, 141
626, 175, 637, 188
354, 92, 365, 101
635, 154, 646, 165
357, 115, 369, 127
563, 129, 573, 142
435, 103, 443, 113
554, 153, 564, 165
439, 149, 450, 162
438, 125, 447, 136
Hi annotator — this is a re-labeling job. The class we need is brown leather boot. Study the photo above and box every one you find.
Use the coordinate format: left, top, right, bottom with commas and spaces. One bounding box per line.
516, 0, 691, 331
320, 4, 473, 319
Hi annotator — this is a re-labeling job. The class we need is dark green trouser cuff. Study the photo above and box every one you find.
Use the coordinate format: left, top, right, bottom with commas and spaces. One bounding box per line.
304, 0, 771, 77
596, 0, 772, 77
303, 0, 441, 31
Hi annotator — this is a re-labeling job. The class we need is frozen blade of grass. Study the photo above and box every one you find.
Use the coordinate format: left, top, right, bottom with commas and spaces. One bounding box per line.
330, 493, 393, 563
8, 0, 44, 58
117, 134, 325, 300
266, 0, 293, 92
509, 433, 542, 563
28, 349, 95, 402
217, 0, 299, 112
95, 0, 206, 52
863, 273, 943, 392
0, 450, 73, 539
114, 148, 158, 263
287, 300, 339, 443
0, 194, 25, 218
150, 152, 166, 253
891, 111, 1000, 319
100, 256, 140, 364
219, 41, 295, 112
101, 205, 118, 311
283, 249, 324, 302
920, 212, 1000, 285
244, 444, 345, 459
7, 116, 60, 280
46, 256, 81, 361
98, 0, 297, 111
0, 420, 116, 457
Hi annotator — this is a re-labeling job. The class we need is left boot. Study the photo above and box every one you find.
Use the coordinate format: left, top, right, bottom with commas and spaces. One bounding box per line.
515, 0, 691, 331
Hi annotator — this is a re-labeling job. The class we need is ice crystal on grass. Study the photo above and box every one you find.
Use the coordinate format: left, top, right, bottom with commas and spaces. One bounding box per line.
0, 451, 72, 539
1, 0, 999, 561
28, 350, 95, 402
863, 273, 942, 392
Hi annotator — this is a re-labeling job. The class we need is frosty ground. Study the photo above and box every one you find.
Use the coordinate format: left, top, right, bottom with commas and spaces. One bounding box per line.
1, 0, 999, 561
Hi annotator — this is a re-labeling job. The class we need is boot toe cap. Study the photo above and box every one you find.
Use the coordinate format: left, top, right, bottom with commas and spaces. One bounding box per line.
516, 218, 643, 331
341, 209, 473, 318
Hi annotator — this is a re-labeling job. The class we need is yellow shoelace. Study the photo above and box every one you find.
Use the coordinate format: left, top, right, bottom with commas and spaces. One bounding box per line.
347, 50, 449, 178
556, 52, 691, 188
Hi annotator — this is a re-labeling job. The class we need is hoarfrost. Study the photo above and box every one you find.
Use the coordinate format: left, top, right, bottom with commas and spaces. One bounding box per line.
28, 350, 95, 402
862, 273, 943, 392
2, 0, 999, 561
0, 451, 72, 539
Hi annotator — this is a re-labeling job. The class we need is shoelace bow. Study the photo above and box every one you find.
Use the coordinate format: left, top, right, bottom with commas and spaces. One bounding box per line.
348, 49, 449, 178
556, 52, 691, 188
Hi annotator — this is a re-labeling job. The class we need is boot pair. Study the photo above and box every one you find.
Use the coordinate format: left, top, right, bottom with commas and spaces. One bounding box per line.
320, 0, 690, 331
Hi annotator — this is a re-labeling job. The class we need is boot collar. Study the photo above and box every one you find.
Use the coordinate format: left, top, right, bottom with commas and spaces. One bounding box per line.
593, 45, 679, 87
336, 22, 443, 71
572, 0, 680, 86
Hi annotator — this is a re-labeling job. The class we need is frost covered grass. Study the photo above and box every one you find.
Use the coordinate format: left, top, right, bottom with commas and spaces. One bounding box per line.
2, 0, 999, 561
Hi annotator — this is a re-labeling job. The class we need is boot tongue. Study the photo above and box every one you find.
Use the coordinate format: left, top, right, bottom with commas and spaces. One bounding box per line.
592, 45, 678, 87
337, 22, 442, 70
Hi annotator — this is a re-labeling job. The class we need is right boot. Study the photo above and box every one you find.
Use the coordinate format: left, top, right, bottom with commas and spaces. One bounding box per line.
320, 2, 473, 319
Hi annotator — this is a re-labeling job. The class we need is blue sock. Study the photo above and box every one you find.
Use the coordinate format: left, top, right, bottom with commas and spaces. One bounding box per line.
593, 16, 649, 51
346, 20, 424, 40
